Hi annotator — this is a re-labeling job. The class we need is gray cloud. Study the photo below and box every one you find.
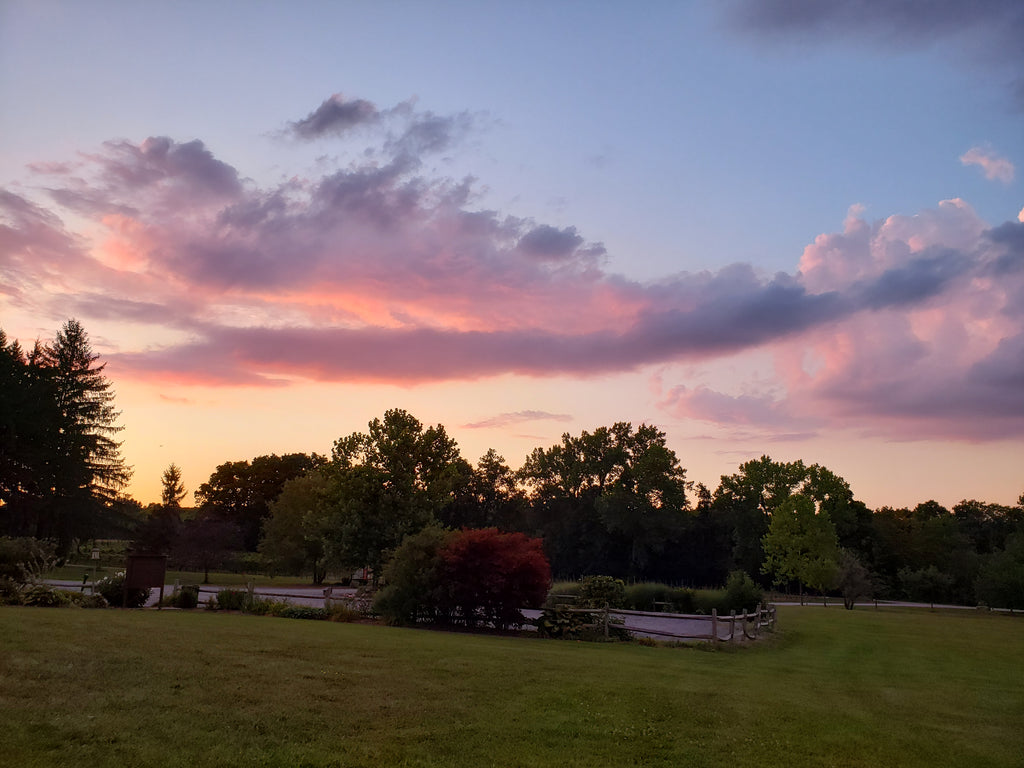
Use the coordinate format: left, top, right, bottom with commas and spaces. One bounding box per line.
517, 225, 585, 261
289, 94, 379, 139
728, 0, 1024, 107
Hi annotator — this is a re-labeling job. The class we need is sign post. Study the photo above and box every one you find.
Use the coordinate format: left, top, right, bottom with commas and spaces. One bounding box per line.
124, 553, 168, 609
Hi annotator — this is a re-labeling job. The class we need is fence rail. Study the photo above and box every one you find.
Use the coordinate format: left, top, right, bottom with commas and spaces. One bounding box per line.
544, 603, 776, 642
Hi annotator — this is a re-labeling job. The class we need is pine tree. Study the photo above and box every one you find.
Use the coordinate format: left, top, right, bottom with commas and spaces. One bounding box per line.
0, 332, 58, 537
37, 320, 131, 551
160, 463, 186, 509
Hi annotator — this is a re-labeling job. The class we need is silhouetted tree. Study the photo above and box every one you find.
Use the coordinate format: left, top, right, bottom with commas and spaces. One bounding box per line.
320, 409, 468, 579
0, 321, 130, 552
161, 463, 186, 509
195, 452, 325, 550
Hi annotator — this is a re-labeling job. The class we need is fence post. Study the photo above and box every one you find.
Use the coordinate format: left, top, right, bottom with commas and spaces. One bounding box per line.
711, 609, 718, 641
246, 580, 255, 611
729, 610, 736, 641
603, 603, 609, 640
323, 586, 333, 610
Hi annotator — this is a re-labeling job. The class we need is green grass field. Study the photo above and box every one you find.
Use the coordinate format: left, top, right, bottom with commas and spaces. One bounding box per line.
1, 606, 1021, 767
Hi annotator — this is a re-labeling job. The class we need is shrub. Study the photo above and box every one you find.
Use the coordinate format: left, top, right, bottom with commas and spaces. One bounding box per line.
327, 604, 363, 623
0, 537, 57, 587
722, 571, 763, 613
373, 526, 454, 626
668, 587, 695, 613
544, 580, 582, 607
577, 575, 626, 609
247, 597, 288, 616
161, 585, 200, 609
375, 527, 551, 631
0, 578, 22, 605
214, 589, 248, 611
22, 585, 70, 607
278, 605, 327, 620
623, 582, 671, 611
534, 605, 630, 641
66, 592, 108, 608
692, 588, 726, 614
95, 572, 151, 608
440, 528, 551, 630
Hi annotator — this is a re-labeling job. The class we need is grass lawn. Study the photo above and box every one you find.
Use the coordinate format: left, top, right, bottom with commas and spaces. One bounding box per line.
1, 606, 1021, 767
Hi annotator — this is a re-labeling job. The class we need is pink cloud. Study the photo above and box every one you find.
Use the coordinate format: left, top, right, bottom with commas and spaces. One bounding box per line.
960, 146, 1015, 183
664, 203, 1024, 441
461, 411, 574, 429
3, 98, 1023, 443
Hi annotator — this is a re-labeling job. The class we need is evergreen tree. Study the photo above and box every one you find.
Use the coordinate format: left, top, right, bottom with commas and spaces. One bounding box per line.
37, 320, 131, 552
160, 463, 186, 509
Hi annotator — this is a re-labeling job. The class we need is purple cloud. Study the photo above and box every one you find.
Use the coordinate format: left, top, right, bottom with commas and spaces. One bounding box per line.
3, 107, 1023, 443
728, 0, 1024, 107
289, 94, 379, 139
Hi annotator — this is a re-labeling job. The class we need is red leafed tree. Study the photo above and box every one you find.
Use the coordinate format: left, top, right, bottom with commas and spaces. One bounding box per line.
440, 528, 550, 630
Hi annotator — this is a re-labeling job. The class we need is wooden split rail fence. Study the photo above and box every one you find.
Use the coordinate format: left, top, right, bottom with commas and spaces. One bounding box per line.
554, 602, 776, 642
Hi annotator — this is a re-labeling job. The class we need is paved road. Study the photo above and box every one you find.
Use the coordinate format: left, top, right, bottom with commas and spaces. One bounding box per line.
47, 580, 355, 608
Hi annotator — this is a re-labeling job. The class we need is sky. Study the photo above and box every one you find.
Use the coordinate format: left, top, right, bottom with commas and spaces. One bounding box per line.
2, 0, 1022, 510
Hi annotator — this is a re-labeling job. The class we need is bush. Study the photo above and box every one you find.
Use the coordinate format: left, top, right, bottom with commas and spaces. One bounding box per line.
247, 597, 288, 616
0, 578, 22, 605
0, 537, 57, 586
534, 604, 630, 641
95, 572, 151, 608
327, 604, 363, 623
161, 585, 200, 609
373, 526, 454, 626
544, 580, 582, 606
668, 587, 695, 613
623, 582, 670, 611
440, 528, 551, 630
21, 585, 70, 607
66, 592, 108, 608
214, 589, 248, 611
722, 571, 763, 613
577, 576, 626, 609
278, 605, 327, 621
375, 527, 551, 631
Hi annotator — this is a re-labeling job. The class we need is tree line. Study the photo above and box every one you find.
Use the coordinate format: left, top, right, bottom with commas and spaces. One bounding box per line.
2, 320, 1023, 608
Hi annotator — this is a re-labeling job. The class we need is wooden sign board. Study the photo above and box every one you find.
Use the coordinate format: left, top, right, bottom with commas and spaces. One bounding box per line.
124, 554, 167, 608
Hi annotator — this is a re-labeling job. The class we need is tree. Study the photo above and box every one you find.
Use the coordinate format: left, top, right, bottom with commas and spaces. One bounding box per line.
437, 449, 526, 532
836, 550, 874, 609
0, 333, 55, 538
34, 320, 130, 552
713, 456, 809, 579
259, 470, 335, 584
132, 503, 181, 556
596, 423, 690, 578
762, 494, 840, 603
519, 422, 690, 580
974, 532, 1024, 610
899, 565, 954, 609
173, 515, 242, 584
195, 452, 325, 550
161, 463, 186, 509
322, 409, 468, 579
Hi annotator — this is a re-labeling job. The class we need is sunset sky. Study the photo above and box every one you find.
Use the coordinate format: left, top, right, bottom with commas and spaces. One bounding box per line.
2, 1, 1022, 509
